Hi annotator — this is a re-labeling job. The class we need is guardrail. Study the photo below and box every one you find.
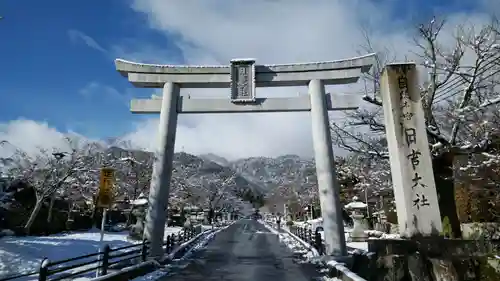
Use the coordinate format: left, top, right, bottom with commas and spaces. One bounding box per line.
0, 228, 198, 281
279, 223, 368, 281
288, 225, 325, 255
91, 226, 223, 281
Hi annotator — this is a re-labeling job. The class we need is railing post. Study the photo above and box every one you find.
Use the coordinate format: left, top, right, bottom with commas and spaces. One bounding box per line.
166, 235, 172, 253
38, 257, 50, 281
172, 233, 177, 248
308, 229, 313, 244
101, 245, 111, 276
141, 239, 148, 262
315, 230, 323, 255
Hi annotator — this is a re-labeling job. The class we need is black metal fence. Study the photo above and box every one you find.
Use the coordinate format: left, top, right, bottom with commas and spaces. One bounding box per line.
0, 228, 198, 281
289, 225, 325, 255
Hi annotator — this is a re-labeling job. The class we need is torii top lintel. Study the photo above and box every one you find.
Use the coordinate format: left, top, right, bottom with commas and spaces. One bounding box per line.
114, 53, 376, 88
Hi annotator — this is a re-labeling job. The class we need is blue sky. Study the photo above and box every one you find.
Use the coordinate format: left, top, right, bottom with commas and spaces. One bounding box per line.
0, 0, 496, 158
0, 0, 185, 138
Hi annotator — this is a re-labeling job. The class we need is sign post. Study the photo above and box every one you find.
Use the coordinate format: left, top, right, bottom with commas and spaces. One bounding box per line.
96, 167, 115, 277
98, 167, 115, 209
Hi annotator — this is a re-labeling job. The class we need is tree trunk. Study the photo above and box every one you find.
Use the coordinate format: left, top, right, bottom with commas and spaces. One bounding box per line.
24, 198, 43, 235
90, 195, 102, 228
47, 195, 55, 223
433, 152, 462, 238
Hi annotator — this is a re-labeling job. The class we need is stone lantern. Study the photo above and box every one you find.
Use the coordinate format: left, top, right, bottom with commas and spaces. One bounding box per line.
345, 196, 368, 242
128, 193, 148, 240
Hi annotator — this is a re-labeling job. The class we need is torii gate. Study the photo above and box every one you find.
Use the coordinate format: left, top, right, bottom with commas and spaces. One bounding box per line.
115, 54, 375, 258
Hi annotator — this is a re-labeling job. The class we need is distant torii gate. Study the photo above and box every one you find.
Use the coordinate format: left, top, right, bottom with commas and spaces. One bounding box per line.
115, 54, 375, 258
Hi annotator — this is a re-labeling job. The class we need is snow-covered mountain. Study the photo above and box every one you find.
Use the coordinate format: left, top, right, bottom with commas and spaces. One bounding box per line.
193, 154, 319, 193
108, 148, 319, 198
229, 154, 318, 192
107, 147, 266, 201
198, 153, 230, 167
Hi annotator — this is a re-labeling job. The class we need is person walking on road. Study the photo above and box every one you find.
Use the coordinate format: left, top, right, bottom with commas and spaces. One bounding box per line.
276, 213, 282, 230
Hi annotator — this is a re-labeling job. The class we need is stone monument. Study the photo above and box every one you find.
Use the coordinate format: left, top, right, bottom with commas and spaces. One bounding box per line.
380, 63, 442, 237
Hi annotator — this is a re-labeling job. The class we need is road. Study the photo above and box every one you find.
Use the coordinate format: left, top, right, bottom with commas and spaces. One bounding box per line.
161, 219, 323, 281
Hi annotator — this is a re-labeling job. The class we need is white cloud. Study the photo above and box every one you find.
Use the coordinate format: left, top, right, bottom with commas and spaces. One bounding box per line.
68, 29, 107, 54
121, 111, 318, 159
118, 0, 495, 160
0, 120, 72, 158
3, 1, 497, 161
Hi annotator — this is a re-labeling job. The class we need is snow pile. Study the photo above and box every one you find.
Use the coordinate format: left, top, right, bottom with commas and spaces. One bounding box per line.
0, 227, 182, 279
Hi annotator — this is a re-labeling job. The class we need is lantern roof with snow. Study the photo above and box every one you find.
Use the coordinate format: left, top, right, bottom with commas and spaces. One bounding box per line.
345, 197, 367, 209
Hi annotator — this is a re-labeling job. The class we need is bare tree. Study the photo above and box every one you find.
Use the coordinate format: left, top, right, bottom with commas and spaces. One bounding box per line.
200, 174, 236, 223
331, 16, 500, 237
1, 138, 95, 233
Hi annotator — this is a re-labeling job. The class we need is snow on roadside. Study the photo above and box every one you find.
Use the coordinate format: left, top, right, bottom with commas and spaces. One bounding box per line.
262, 222, 367, 281
131, 223, 233, 281
0, 226, 182, 279
260, 221, 317, 261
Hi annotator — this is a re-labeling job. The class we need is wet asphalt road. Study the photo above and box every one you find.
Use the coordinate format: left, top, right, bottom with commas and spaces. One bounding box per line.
160, 219, 322, 281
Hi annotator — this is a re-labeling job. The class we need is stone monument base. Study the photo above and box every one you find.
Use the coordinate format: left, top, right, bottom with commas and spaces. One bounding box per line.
350, 236, 368, 242
350, 238, 500, 281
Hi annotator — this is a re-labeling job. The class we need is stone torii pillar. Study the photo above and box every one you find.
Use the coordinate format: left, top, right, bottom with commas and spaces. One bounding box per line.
115, 55, 375, 258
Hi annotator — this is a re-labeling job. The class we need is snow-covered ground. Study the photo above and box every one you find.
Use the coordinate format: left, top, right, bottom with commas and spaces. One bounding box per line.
0, 226, 183, 280
261, 221, 317, 260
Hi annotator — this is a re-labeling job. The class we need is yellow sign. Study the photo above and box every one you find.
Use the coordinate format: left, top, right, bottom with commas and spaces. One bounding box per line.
98, 167, 115, 208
